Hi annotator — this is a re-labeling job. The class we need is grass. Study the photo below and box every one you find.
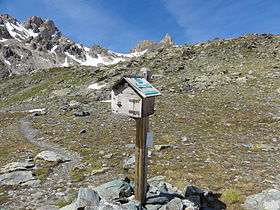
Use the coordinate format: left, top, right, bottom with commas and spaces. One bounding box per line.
0, 112, 40, 168
221, 189, 246, 210
0, 34, 280, 209
0, 187, 8, 205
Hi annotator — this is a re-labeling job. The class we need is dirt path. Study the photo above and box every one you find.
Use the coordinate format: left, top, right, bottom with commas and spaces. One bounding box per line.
19, 116, 82, 182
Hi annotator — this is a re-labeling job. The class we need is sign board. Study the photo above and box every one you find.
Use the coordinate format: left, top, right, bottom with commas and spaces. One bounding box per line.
123, 77, 161, 98
146, 131, 154, 147
111, 76, 161, 118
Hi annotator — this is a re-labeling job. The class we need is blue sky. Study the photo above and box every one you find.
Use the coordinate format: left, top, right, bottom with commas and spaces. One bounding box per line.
1, 0, 280, 53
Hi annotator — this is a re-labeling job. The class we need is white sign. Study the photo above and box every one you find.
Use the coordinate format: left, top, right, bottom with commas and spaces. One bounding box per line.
146, 131, 154, 147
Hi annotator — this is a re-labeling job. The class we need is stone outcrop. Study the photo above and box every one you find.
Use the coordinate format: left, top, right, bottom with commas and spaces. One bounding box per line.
243, 189, 280, 210
129, 33, 175, 53
61, 178, 226, 209
0, 171, 40, 186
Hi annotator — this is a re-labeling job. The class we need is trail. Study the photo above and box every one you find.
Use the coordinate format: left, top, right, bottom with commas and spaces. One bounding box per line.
19, 116, 82, 182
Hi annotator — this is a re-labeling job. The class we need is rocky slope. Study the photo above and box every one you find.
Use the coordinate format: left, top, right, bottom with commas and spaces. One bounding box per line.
0, 15, 279, 209
0, 14, 146, 79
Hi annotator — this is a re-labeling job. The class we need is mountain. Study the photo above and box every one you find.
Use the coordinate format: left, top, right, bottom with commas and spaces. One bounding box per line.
0, 14, 145, 79
129, 33, 175, 53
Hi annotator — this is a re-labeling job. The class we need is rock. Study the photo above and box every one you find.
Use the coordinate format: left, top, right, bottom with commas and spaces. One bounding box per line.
99, 199, 130, 209
79, 129, 86, 134
74, 111, 90, 117
35, 151, 70, 162
103, 153, 113, 159
0, 162, 35, 173
145, 204, 162, 210
154, 145, 171, 151
146, 192, 174, 205
148, 176, 167, 182
159, 197, 184, 210
158, 34, 175, 47
75, 187, 100, 209
123, 156, 135, 170
94, 179, 133, 200
0, 171, 39, 186
129, 40, 157, 53
122, 200, 141, 210
61, 187, 100, 210
91, 167, 110, 175
243, 189, 280, 210
125, 144, 135, 149
182, 186, 204, 198
183, 196, 200, 209
37, 205, 59, 210
149, 181, 181, 195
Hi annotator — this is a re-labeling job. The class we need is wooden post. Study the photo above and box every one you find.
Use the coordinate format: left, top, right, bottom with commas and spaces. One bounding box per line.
134, 68, 151, 205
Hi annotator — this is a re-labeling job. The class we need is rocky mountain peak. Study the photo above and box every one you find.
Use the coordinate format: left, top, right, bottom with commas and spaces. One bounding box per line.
129, 40, 157, 54
0, 14, 145, 78
129, 33, 175, 53
159, 33, 175, 46
0, 14, 18, 25
22, 16, 43, 33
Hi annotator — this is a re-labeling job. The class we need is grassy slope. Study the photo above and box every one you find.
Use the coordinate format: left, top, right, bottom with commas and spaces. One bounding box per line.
0, 34, 279, 209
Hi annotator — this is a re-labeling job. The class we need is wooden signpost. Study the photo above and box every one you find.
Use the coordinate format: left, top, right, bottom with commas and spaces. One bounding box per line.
111, 67, 161, 205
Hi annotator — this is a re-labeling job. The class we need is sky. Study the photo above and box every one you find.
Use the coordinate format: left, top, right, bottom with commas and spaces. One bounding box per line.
1, 0, 280, 53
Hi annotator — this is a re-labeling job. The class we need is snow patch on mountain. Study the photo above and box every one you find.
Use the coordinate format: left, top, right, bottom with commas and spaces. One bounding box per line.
88, 83, 105, 90
4, 21, 39, 41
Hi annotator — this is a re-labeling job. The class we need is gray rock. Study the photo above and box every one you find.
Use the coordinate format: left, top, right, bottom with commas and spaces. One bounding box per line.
0, 161, 35, 173
75, 187, 100, 208
149, 181, 180, 195
154, 145, 171, 151
91, 167, 110, 175
99, 199, 130, 209
94, 180, 133, 200
61, 187, 100, 210
74, 111, 90, 117
125, 144, 135, 149
182, 186, 204, 198
243, 189, 280, 210
103, 153, 113, 159
159, 197, 184, 210
35, 151, 70, 162
0, 171, 39, 186
145, 204, 161, 210
123, 156, 135, 170
183, 196, 200, 209
146, 192, 174, 205
122, 200, 141, 210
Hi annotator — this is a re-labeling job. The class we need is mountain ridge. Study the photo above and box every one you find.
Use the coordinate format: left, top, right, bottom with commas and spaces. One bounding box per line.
0, 14, 147, 79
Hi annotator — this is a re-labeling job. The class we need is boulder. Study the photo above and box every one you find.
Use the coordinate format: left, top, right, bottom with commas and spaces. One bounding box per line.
61, 187, 100, 210
146, 192, 174, 205
0, 161, 35, 173
159, 197, 184, 210
182, 185, 204, 198
145, 204, 162, 210
122, 200, 140, 210
94, 180, 133, 200
243, 189, 280, 210
35, 151, 70, 162
0, 171, 39, 186
75, 187, 100, 208
99, 199, 130, 209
